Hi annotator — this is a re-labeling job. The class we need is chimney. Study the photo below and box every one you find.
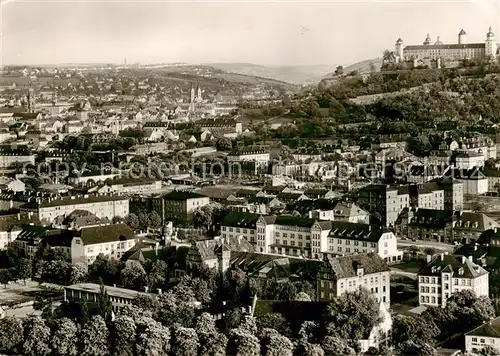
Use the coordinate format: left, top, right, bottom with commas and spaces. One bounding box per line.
462, 256, 466, 264
440, 253, 444, 261
468, 256, 473, 262
427, 254, 432, 263
157, 288, 162, 294
144, 286, 149, 293
113, 284, 116, 287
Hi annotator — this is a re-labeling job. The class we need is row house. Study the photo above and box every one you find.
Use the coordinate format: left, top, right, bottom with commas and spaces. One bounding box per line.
418, 253, 489, 308
96, 178, 163, 195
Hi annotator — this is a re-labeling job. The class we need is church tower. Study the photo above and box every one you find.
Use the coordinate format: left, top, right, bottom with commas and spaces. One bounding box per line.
486, 26, 497, 59
190, 84, 195, 103
196, 84, 202, 103
27, 89, 35, 113
423, 34, 432, 46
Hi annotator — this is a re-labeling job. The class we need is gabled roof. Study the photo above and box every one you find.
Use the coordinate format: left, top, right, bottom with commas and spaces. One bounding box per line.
419, 254, 488, 279
328, 222, 386, 242
325, 252, 390, 279
162, 190, 207, 201
466, 317, 500, 338
455, 212, 499, 232
409, 209, 455, 229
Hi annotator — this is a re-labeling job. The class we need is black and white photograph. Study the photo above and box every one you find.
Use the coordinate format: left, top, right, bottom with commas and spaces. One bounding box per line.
1, 0, 500, 355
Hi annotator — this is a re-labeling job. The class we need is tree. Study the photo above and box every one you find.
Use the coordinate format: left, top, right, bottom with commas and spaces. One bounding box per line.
276, 281, 297, 301
196, 312, 218, 336
369, 62, 377, 73
294, 340, 325, 356
121, 263, 148, 291
79, 315, 109, 356
96, 283, 114, 322
70, 263, 87, 284
295, 292, 312, 302
148, 260, 168, 289
135, 317, 170, 356
227, 327, 260, 356
0, 268, 11, 288
392, 315, 439, 349
138, 213, 150, 232
257, 313, 292, 337
382, 50, 396, 64
171, 325, 199, 356
52, 318, 78, 356
335, 66, 344, 77
110, 315, 136, 356
16, 257, 32, 284
88, 255, 123, 285
0, 316, 23, 354
260, 328, 294, 356
323, 288, 381, 341
22, 316, 51, 356
398, 341, 436, 356
149, 211, 162, 229
446, 290, 495, 333
124, 213, 140, 231
216, 137, 233, 151
481, 346, 500, 356
156, 286, 198, 327
321, 336, 356, 356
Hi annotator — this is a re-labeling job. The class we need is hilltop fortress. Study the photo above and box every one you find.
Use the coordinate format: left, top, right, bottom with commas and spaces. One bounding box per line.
393, 27, 498, 67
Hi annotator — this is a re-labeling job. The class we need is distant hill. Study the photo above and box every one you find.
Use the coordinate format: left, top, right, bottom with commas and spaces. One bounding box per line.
205, 63, 335, 85
322, 58, 383, 79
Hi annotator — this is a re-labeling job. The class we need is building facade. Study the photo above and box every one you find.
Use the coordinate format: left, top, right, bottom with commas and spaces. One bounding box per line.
418, 254, 489, 308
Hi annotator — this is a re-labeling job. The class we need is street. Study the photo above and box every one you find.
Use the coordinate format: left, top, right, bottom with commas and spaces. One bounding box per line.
397, 239, 456, 253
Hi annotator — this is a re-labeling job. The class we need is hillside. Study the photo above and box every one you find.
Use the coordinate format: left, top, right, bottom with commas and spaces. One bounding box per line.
321, 58, 383, 79
205, 63, 334, 85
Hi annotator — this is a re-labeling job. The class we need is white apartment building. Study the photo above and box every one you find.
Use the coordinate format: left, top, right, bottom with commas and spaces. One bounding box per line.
327, 222, 403, 264
68, 173, 120, 186
97, 179, 162, 195
465, 317, 500, 354
317, 252, 391, 309
226, 150, 270, 168
418, 254, 489, 308
71, 223, 138, 265
221, 212, 403, 262
25, 195, 129, 224
0, 152, 35, 168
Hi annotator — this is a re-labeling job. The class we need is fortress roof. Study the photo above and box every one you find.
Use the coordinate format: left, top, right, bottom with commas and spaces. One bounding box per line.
405, 43, 485, 51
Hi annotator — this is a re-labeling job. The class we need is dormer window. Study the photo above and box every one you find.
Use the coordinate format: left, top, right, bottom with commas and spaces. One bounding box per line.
458, 267, 464, 276
431, 266, 436, 273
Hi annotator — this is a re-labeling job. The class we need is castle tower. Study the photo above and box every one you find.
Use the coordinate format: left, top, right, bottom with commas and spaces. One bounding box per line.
458, 29, 467, 44
486, 26, 497, 58
423, 34, 432, 46
395, 38, 404, 62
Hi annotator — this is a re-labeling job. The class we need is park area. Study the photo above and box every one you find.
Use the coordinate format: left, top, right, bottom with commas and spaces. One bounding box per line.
0, 280, 63, 318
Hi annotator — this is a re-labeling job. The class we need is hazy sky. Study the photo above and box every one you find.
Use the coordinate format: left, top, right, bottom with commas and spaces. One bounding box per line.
1, 0, 499, 66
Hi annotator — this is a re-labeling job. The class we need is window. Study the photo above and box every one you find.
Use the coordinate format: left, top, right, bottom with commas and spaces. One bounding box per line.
481, 339, 485, 344
472, 338, 478, 342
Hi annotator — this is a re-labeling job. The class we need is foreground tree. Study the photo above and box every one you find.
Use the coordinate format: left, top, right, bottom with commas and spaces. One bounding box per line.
171, 325, 199, 356
323, 288, 381, 341
0, 316, 24, 354
135, 317, 170, 356
392, 315, 439, 348
110, 315, 136, 356
257, 313, 292, 337
227, 327, 261, 356
22, 316, 51, 356
79, 315, 109, 355
52, 318, 79, 356
321, 336, 356, 356
260, 328, 294, 356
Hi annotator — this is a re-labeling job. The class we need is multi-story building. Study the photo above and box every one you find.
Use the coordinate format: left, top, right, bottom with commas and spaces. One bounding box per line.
418, 254, 489, 308
22, 195, 129, 224
221, 212, 403, 262
394, 27, 498, 63
455, 152, 485, 170
403, 208, 455, 242
453, 212, 500, 243
465, 317, 500, 354
0, 151, 35, 168
70, 223, 138, 265
97, 178, 162, 195
161, 191, 210, 222
226, 149, 270, 169
327, 222, 403, 264
317, 252, 391, 308
357, 184, 410, 227
445, 168, 488, 195
434, 177, 464, 211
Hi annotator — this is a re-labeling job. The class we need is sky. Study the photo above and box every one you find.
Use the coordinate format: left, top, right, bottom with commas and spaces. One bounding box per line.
1, 0, 499, 67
